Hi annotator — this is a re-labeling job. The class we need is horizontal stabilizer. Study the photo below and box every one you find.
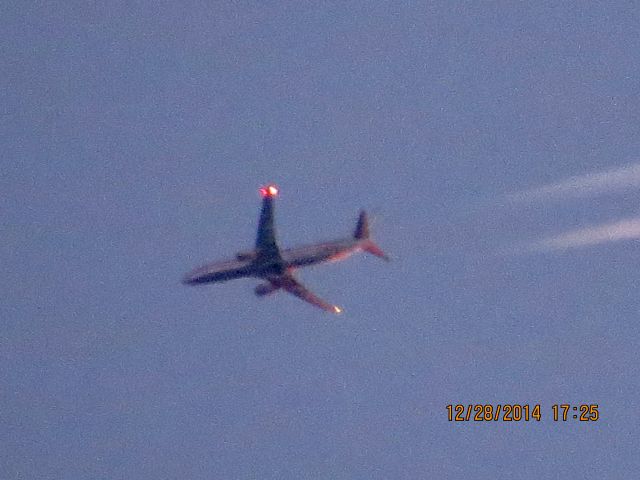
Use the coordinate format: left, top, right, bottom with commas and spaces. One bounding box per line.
362, 239, 390, 261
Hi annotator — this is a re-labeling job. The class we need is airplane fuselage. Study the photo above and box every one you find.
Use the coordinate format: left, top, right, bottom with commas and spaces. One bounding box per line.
183, 237, 363, 285
281, 238, 361, 267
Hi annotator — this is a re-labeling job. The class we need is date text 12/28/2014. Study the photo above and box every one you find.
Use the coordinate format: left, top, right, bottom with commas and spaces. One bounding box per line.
446, 404, 599, 422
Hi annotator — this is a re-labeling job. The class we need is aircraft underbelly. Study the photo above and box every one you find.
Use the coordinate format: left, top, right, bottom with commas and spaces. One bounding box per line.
283, 243, 359, 268
183, 260, 252, 284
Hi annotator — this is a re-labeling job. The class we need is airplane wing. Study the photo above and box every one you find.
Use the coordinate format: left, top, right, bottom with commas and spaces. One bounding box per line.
182, 259, 250, 284
255, 185, 281, 260
278, 273, 342, 314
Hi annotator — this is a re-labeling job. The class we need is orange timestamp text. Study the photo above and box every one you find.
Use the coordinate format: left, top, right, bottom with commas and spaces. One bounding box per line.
446, 404, 600, 422
447, 404, 541, 422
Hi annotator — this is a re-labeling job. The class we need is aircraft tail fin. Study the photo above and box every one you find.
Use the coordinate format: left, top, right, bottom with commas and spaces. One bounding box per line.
354, 210, 370, 239
354, 211, 389, 261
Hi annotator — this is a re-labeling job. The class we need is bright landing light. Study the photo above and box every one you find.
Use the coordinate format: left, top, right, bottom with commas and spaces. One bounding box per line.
259, 184, 279, 198
333, 306, 342, 314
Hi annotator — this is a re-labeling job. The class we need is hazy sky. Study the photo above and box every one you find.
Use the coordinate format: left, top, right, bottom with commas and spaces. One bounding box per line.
3, 2, 639, 478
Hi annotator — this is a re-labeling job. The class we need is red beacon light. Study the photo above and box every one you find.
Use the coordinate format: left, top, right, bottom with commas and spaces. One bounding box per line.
259, 184, 279, 198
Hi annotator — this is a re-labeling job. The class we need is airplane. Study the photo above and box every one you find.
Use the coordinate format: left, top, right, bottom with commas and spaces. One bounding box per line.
182, 184, 389, 313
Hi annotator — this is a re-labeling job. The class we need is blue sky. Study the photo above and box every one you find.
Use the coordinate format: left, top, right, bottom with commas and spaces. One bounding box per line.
2, 2, 639, 478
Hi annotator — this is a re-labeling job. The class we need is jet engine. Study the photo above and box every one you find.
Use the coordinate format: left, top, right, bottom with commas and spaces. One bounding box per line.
236, 250, 257, 261
255, 283, 279, 296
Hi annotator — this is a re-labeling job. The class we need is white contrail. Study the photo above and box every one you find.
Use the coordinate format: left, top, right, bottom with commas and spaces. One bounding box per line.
525, 217, 640, 252
507, 163, 640, 203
